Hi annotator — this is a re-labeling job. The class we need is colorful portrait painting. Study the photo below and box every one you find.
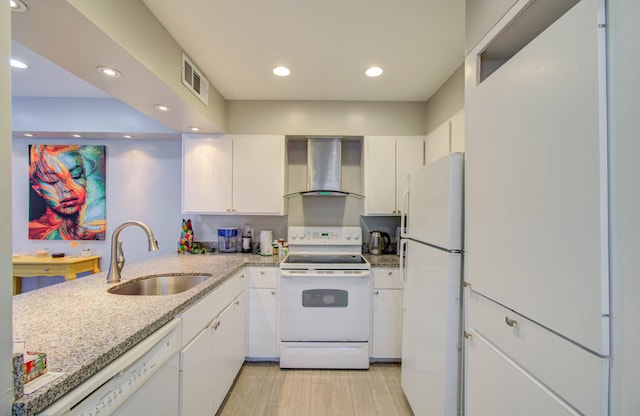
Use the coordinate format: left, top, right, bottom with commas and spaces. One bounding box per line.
28, 145, 106, 240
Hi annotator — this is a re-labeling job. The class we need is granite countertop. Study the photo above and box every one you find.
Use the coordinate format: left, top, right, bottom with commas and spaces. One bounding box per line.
365, 253, 400, 267
12, 252, 278, 416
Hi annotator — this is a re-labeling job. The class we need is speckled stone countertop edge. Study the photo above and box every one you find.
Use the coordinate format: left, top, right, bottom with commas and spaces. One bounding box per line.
11, 253, 278, 416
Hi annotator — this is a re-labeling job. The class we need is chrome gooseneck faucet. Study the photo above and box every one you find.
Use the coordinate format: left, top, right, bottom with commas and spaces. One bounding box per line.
106, 220, 159, 284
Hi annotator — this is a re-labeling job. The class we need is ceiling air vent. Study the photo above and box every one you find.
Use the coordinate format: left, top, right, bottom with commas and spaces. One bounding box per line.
181, 53, 209, 106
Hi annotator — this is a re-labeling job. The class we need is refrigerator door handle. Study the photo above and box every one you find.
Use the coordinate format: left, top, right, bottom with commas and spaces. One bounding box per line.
399, 239, 409, 287
400, 187, 409, 238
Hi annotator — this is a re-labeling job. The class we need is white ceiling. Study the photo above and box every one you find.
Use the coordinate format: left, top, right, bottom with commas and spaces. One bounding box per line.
12, 0, 464, 101
141, 0, 465, 101
11, 0, 465, 133
11, 41, 109, 98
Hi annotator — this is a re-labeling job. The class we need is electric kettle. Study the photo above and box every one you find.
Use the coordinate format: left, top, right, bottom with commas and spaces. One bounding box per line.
368, 231, 391, 255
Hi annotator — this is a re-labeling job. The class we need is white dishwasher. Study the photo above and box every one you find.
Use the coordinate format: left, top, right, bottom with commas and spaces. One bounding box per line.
39, 318, 182, 416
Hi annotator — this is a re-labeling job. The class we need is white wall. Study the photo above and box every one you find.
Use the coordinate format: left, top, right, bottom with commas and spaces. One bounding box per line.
424, 64, 465, 133
608, 0, 640, 413
1, 2, 14, 413
11, 138, 183, 278
227, 100, 428, 136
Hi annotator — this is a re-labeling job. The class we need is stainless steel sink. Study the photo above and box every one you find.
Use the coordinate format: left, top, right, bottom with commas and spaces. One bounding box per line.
107, 273, 211, 296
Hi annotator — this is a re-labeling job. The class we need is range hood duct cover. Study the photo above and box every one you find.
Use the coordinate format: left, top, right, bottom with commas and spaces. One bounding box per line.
306, 137, 344, 196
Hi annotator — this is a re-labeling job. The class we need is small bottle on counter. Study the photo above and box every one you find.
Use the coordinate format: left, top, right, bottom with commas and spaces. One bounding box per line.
278, 239, 285, 260
272, 240, 279, 260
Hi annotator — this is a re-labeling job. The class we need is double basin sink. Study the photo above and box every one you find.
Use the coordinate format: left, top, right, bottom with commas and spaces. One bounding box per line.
107, 273, 211, 296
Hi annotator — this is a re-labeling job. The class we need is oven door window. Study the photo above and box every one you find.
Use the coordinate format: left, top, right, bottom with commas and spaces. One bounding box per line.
302, 289, 348, 307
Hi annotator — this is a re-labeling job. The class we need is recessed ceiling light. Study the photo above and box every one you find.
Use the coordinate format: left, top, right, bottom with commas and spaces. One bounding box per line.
10, 0, 28, 12
188, 127, 201, 132
24, 133, 34, 137
365, 66, 384, 77
96, 66, 122, 78
10, 59, 28, 69
272, 66, 291, 77
123, 135, 133, 139
154, 104, 171, 112
72, 134, 82, 138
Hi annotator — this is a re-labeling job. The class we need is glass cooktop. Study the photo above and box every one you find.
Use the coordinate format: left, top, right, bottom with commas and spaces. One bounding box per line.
282, 254, 367, 265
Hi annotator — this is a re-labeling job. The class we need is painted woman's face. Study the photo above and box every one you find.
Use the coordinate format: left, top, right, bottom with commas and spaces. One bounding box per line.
31, 149, 87, 216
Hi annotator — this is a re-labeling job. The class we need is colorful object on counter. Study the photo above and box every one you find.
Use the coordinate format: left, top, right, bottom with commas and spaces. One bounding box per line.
23, 352, 47, 384
191, 241, 208, 254
178, 219, 194, 253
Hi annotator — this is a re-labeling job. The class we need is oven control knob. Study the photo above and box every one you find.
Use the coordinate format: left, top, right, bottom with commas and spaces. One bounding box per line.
353, 233, 360, 240
345, 233, 352, 240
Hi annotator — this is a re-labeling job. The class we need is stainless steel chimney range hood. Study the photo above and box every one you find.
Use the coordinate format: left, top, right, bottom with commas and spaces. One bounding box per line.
285, 136, 363, 198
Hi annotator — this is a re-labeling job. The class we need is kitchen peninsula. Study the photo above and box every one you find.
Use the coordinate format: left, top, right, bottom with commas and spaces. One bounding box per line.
12, 251, 401, 415
12, 253, 277, 416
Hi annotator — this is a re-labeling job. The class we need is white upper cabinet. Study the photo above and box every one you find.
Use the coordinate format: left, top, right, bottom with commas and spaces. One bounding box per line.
364, 136, 425, 215
449, 109, 465, 154
182, 135, 285, 214
425, 109, 466, 165
231, 136, 285, 214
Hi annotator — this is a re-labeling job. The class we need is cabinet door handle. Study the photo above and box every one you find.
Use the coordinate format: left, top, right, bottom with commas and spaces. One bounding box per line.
464, 330, 472, 339
235, 300, 240, 306
260, 271, 265, 275
271, 290, 276, 295
505, 316, 518, 327
374, 290, 379, 295
463, 281, 471, 288
387, 271, 393, 276
212, 320, 221, 330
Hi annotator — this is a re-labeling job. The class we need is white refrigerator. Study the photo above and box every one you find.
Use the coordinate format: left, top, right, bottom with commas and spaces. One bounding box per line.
400, 152, 464, 416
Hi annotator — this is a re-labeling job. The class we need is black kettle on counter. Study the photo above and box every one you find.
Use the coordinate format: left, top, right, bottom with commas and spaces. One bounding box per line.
368, 231, 390, 255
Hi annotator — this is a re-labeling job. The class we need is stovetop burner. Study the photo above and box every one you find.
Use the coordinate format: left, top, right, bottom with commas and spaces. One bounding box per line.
284, 253, 367, 265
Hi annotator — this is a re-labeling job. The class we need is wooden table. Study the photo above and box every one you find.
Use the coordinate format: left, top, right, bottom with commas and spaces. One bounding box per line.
12, 255, 101, 295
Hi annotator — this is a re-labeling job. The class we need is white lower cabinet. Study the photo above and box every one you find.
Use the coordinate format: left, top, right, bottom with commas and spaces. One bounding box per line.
464, 290, 608, 416
179, 272, 246, 416
180, 325, 214, 416
246, 267, 279, 359
212, 301, 237, 412
371, 268, 403, 360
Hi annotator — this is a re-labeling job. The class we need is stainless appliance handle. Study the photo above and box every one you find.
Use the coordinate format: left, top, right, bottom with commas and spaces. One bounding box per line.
399, 239, 409, 287
400, 187, 409, 238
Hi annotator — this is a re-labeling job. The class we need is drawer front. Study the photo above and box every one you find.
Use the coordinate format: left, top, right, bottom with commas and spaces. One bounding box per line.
180, 276, 236, 346
15, 264, 67, 276
247, 267, 277, 288
373, 268, 402, 289
466, 290, 608, 415
466, 328, 580, 416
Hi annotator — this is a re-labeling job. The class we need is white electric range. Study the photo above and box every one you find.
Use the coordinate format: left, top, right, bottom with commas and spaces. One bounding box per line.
279, 226, 371, 369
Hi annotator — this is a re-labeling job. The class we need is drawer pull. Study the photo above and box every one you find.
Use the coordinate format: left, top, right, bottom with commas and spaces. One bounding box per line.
387, 271, 393, 276
43, 267, 49, 272
505, 316, 518, 327
374, 290, 379, 295
271, 290, 276, 295
464, 331, 472, 339
463, 281, 471, 288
